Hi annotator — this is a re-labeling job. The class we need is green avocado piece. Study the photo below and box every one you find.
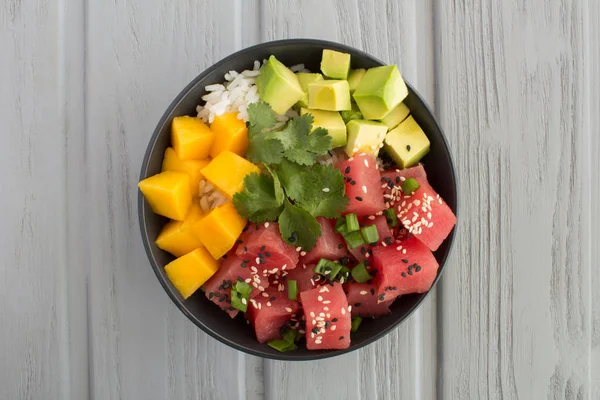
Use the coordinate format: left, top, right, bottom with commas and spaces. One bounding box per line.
383, 116, 430, 168
300, 108, 347, 148
320, 49, 351, 80
308, 80, 351, 111
352, 65, 408, 119
347, 69, 366, 94
340, 103, 363, 124
344, 119, 388, 157
255, 56, 305, 115
379, 102, 410, 130
295, 73, 324, 108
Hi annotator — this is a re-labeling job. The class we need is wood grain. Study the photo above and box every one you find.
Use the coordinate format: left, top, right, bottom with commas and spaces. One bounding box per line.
435, 0, 599, 398
85, 1, 262, 398
0, 1, 88, 399
259, 1, 437, 399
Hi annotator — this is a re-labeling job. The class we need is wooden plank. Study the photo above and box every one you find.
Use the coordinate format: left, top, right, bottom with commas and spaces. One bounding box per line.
259, 1, 437, 399
0, 1, 88, 399
435, 0, 597, 398
86, 1, 262, 398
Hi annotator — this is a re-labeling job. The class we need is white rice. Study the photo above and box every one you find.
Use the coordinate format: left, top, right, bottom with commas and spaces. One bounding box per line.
198, 179, 228, 212
317, 148, 347, 166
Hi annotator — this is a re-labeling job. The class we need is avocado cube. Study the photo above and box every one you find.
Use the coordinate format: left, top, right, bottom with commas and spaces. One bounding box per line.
300, 108, 347, 148
320, 49, 351, 80
347, 69, 366, 94
295, 73, 324, 108
352, 65, 408, 119
344, 119, 388, 157
256, 56, 305, 115
308, 80, 352, 111
379, 102, 410, 130
383, 116, 430, 168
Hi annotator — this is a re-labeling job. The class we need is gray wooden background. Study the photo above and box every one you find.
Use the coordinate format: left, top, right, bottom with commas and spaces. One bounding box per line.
1, 0, 598, 399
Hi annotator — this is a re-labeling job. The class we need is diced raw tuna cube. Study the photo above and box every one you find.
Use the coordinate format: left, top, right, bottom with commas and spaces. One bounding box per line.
203, 253, 269, 318
236, 222, 299, 272
300, 217, 347, 265
337, 153, 386, 217
396, 177, 456, 251
245, 287, 300, 343
346, 282, 393, 317
300, 283, 351, 350
284, 264, 320, 294
349, 215, 394, 262
371, 236, 439, 302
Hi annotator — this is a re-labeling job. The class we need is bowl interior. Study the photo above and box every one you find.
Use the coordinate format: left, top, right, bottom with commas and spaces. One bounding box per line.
139, 39, 457, 360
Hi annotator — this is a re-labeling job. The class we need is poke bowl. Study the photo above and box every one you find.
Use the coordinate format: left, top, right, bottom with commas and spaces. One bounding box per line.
138, 39, 457, 360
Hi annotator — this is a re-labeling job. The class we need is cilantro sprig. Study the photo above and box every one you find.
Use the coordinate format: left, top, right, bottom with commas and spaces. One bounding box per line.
232, 102, 348, 251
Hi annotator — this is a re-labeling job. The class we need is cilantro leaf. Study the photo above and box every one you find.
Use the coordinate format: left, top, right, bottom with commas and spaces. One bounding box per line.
277, 160, 349, 218
278, 199, 322, 251
266, 114, 332, 166
264, 164, 284, 204
245, 103, 284, 164
232, 173, 283, 223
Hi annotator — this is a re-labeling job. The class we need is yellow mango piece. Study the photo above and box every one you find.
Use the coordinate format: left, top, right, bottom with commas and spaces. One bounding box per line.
201, 150, 260, 198
161, 147, 210, 196
195, 202, 247, 259
138, 171, 192, 221
209, 112, 249, 158
164, 247, 219, 299
172, 116, 215, 160
155, 203, 205, 257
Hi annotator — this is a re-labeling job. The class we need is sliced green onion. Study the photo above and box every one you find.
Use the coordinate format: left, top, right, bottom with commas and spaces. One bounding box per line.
401, 178, 420, 195
337, 266, 351, 283
351, 316, 363, 333
345, 213, 360, 232
335, 218, 348, 235
351, 262, 372, 283
230, 280, 252, 312
282, 329, 302, 344
287, 280, 298, 300
315, 258, 342, 280
267, 339, 298, 352
343, 230, 365, 249
384, 208, 399, 228
361, 225, 379, 244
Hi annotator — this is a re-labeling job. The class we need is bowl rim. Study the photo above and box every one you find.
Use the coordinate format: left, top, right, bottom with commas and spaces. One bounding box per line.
138, 38, 458, 361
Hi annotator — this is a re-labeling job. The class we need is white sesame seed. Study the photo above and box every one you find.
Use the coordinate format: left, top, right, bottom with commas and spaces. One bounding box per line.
319, 287, 328, 293
323, 307, 329, 311
382, 242, 388, 247
310, 312, 315, 318
322, 300, 331, 304
402, 249, 407, 254
360, 290, 368, 295
322, 187, 330, 192
258, 303, 262, 310
381, 183, 388, 188
396, 246, 403, 251
262, 292, 269, 298
341, 308, 346, 315
364, 159, 369, 167
242, 298, 247, 305
326, 313, 331, 318
285, 307, 293, 313
255, 257, 260, 264
266, 301, 272, 307
282, 264, 287, 270
376, 211, 383, 216
362, 186, 368, 193
312, 319, 317, 325
278, 284, 284, 291
319, 312, 325, 317
315, 340, 322, 344
264, 222, 270, 228
348, 306, 352, 312
258, 286, 265, 291
368, 215, 376, 220
252, 282, 258, 288
245, 278, 252, 283
331, 325, 337, 331
317, 296, 323, 301
310, 279, 315, 286
300, 251, 307, 256
296, 247, 302, 252
348, 157, 354, 161
311, 332, 315, 339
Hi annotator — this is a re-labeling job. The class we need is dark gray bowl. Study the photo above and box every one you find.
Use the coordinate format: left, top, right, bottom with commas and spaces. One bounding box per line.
139, 39, 457, 361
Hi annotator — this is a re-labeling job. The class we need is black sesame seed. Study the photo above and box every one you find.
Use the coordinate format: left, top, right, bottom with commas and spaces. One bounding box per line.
406, 145, 411, 151
401, 272, 407, 277
325, 321, 331, 329
387, 181, 394, 189
408, 269, 413, 276
332, 318, 338, 322
270, 296, 276, 302
415, 266, 422, 272
355, 303, 362, 307
208, 292, 214, 299
255, 224, 260, 230
360, 247, 366, 255
384, 237, 394, 245
378, 294, 385, 301
243, 246, 248, 252
222, 254, 227, 259
401, 259, 409, 263
345, 176, 352, 182
260, 246, 266, 251
339, 336, 345, 340
350, 180, 356, 185
395, 176, 401, 184
355, 196, 363, 201
338, 244, 344, 249
242, 226, 249, 232
345, 166, 351, 173
370, 288, 375, 295
265, 252, 272, 257
243, 259, 250, 263
312, 327, 320, 334
381, 177, 387, 182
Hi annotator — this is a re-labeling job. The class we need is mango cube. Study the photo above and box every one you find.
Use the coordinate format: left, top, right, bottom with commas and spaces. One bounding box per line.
155, 203, 205, 257
209, 112, 249, 158
172, 116, 215, 160
195, 202, 247, 259
161, 147, 210, 196
138, 171, 192, 221
164, 247, 219, 299
201, 150, 260, 198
